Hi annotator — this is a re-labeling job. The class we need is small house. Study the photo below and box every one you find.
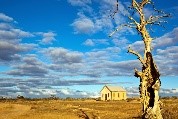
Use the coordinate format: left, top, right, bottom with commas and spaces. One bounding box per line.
100, 85, 127, 101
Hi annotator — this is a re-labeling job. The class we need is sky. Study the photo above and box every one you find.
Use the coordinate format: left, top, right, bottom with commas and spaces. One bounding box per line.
0, 0, 178, 98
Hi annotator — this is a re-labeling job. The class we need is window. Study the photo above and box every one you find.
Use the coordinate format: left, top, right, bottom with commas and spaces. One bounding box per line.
118, 93, 119, 98
102, 94, 103, 97
108, 93, 109, 97
123, 93, 124, 98
113, 93, 115, 97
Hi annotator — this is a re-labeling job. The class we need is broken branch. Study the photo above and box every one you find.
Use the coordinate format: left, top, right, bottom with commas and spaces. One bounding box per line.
134, 68, 142, 77
128, 47, 146, 67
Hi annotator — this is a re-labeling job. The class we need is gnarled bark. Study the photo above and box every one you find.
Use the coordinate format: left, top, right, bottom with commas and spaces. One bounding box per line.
140, 52, 162, 119
129, 50, 162, 119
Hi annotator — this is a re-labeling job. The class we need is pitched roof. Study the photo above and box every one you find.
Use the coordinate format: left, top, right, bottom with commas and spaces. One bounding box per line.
106, 85, 126, 92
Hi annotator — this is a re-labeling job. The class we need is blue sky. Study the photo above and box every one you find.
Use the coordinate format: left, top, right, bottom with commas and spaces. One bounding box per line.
0, 0, 178, 98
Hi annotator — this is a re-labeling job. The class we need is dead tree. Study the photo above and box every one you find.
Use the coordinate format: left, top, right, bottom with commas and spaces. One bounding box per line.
110, 0, 170, 118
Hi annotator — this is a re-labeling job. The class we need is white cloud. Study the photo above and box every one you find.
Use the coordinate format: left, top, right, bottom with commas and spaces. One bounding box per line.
94, 14, 114, 32
156, 46, 178, 55
60, 88, 70, 95
160, 88, 178, 97
43, 47, 85, 75
85, 46, 120, 62
83, 39, 110, 46
153, 27, 178, 48
0, 16, 34, 61
45, 47, 84, 64
71, 17, 95, 34
155, 46, 178, 76
104, 60, 141, 76
83, 39, 95, 46
38, 31, 56, 44
85, 50, 109, 60
41, 46, 140, 78
99, 0, 129, 17
0, 28, 33, 41
126, 87, 178, 97
71, 11, 113, 35
70, 0, 134, 35
7, 55, 48, 77
0, 23, 12, 30
112, 37, 129, 48
57, 88, 100, 98
0, 13, 13, 22
0, 41, 36, 62
70, 0, 163, 38
39, 89, 57, 96
130, 27, 178, 54
67, 0, 91, 6
130, 40, 144, 53
153, 27, 178, 72
96, 39, 110, 45
125, 87, 139, 97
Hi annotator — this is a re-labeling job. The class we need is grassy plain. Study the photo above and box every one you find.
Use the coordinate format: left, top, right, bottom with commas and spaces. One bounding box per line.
0, 98, 177, 119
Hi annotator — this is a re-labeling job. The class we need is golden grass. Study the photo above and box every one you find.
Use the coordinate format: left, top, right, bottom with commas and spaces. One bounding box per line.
0, 98, 177, 119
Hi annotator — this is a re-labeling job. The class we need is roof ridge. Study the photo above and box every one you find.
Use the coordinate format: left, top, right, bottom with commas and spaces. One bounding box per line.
106, 85, 126, 92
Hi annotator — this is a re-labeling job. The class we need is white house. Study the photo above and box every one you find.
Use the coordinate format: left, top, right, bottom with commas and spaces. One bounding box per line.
100, 85, 127, 101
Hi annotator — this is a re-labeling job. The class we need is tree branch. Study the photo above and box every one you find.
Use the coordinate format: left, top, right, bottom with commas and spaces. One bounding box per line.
134, 68, 142, 78
146, 14, 171, 25
110, 0, 119, 19
140, 0, 151, 7
128, 16, 140, 26
145, 1, 171, 27
131, 0, 142, 15
109, 24, 136, 37
128, 47, 146, 67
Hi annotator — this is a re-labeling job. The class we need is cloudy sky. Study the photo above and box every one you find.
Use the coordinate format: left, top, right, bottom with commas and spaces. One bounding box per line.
0, 0, 178, 98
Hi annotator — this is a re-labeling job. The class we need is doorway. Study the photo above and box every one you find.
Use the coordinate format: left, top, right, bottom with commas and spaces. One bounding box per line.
105, 94, 107, 100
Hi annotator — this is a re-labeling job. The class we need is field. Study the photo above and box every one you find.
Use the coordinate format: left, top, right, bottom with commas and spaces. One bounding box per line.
0, 98, 178, 119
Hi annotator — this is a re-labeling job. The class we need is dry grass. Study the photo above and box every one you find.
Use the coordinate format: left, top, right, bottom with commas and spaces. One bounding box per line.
161, 98, 178, 119
0, 98, 177, 119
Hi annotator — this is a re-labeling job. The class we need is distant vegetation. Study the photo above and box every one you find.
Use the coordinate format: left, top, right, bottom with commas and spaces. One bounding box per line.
0, 95, 178, 101
0, 95, 99, 101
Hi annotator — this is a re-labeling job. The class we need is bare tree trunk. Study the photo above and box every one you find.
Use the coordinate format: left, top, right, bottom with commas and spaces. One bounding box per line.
128, 1, 163, 118
139, 26, 162, 119
130, 27, 163, 119
137, 52, 162, 119
110, 0, 170, 118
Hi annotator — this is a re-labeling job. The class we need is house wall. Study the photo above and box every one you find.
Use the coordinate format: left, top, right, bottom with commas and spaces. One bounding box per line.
100, 86, 111, 101
112, 92, 127, 100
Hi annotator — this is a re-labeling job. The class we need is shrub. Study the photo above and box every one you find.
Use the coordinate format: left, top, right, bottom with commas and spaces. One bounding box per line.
17, 95, 25, 99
